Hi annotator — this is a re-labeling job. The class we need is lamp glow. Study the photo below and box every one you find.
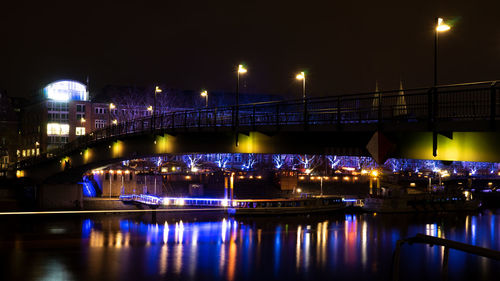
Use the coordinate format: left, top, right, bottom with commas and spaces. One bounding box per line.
238, 64, 247, 74
155, 86, 162, 93
296, 72, 305, 80
436, 18, 451, 32
109, 103, 116, 109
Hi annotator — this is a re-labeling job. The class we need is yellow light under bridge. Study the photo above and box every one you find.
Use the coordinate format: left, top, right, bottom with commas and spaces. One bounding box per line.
155, 134, 176, 154
112, 141, 124, 158
397, 132, 500, 162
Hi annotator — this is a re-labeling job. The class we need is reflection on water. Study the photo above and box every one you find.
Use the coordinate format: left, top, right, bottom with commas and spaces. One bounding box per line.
1, 211, 500, 281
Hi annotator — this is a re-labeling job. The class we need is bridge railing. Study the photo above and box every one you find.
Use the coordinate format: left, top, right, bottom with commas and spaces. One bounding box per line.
11, 80, 499, 169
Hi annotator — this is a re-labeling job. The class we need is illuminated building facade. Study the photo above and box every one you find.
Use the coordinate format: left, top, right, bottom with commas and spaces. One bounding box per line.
19, 80, 92, 156
18, 81, 180, 158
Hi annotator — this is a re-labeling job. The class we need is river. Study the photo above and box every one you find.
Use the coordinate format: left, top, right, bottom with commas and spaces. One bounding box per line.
1, 210, 499, 281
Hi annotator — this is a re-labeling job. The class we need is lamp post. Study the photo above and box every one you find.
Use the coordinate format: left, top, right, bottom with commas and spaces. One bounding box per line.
153, 86, 162, 115
152, 86, 162, 129
147, 105, 153, 115
432, 17, 451, 157
108, 103, 115, 126
200, 90, 208, 108
296, 71, 306, 101
236, 64, 247, 106
434, 17, 451, 86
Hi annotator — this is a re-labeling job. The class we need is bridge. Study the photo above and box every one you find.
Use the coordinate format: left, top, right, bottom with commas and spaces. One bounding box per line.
10, 80, 500, 182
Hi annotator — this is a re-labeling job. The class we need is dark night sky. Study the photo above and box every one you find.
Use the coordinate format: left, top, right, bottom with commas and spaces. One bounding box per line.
1, 0, 500, 99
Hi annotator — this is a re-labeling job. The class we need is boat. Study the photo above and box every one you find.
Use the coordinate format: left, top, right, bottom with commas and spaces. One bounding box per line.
119, 194, 347, 215
227, 196, 346, 215
363, 185, 480, 213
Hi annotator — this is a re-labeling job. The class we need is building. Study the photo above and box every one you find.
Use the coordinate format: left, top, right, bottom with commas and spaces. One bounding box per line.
0, 90, 20, 174
19, 80, 91, 157
16, 80, 284, 160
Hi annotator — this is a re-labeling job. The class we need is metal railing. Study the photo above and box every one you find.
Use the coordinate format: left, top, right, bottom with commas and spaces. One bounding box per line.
11, 80, 500, 169
392, 233, 500, 281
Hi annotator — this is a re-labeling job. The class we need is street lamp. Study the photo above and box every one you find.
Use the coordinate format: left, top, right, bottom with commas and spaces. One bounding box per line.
236, 64, 247, 106
153, 86, 162, 116
147, 105, 153, 115
200, 90, 208, 108
434, 17, 451, 86
296, 71, 306, 100
109, 103, 115, 126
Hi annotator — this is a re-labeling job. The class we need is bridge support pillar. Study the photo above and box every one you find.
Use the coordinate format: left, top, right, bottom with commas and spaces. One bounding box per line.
230, 173, 234, 205
38, 183, 83, 210
224, 176, 228, 201
369, 177, 373, 195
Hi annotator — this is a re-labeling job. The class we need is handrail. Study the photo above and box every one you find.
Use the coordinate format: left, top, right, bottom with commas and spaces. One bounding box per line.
392, 233, 500, 281
194, 79, 500, 109
8, 80, 500, 171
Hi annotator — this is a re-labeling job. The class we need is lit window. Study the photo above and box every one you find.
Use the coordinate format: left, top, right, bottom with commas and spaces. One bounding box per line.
47, 123, 70, 136
36, 148, 40, 156
22, 150, 26, 157
76, 127, 86, 136
95, 120, 106, 128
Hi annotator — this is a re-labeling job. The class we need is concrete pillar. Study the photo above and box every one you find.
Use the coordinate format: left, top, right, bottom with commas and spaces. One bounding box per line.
224, 176, 228, 200
376, 178, 380, 196
369, 177, 373, 195
39, 183, 83, 210
230, 173, 234, 204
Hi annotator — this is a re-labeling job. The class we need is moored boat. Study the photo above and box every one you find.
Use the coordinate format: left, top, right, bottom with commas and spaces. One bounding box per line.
363, 193, 479, 213
227, 196, 346, 215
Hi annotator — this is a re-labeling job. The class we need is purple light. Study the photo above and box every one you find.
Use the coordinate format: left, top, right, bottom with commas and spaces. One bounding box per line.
273, 155, 286, 169
297, 155, 315, 169
242, 154, 257, 170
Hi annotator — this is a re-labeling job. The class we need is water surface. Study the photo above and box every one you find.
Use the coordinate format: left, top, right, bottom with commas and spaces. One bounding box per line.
1, 210, 499, 281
